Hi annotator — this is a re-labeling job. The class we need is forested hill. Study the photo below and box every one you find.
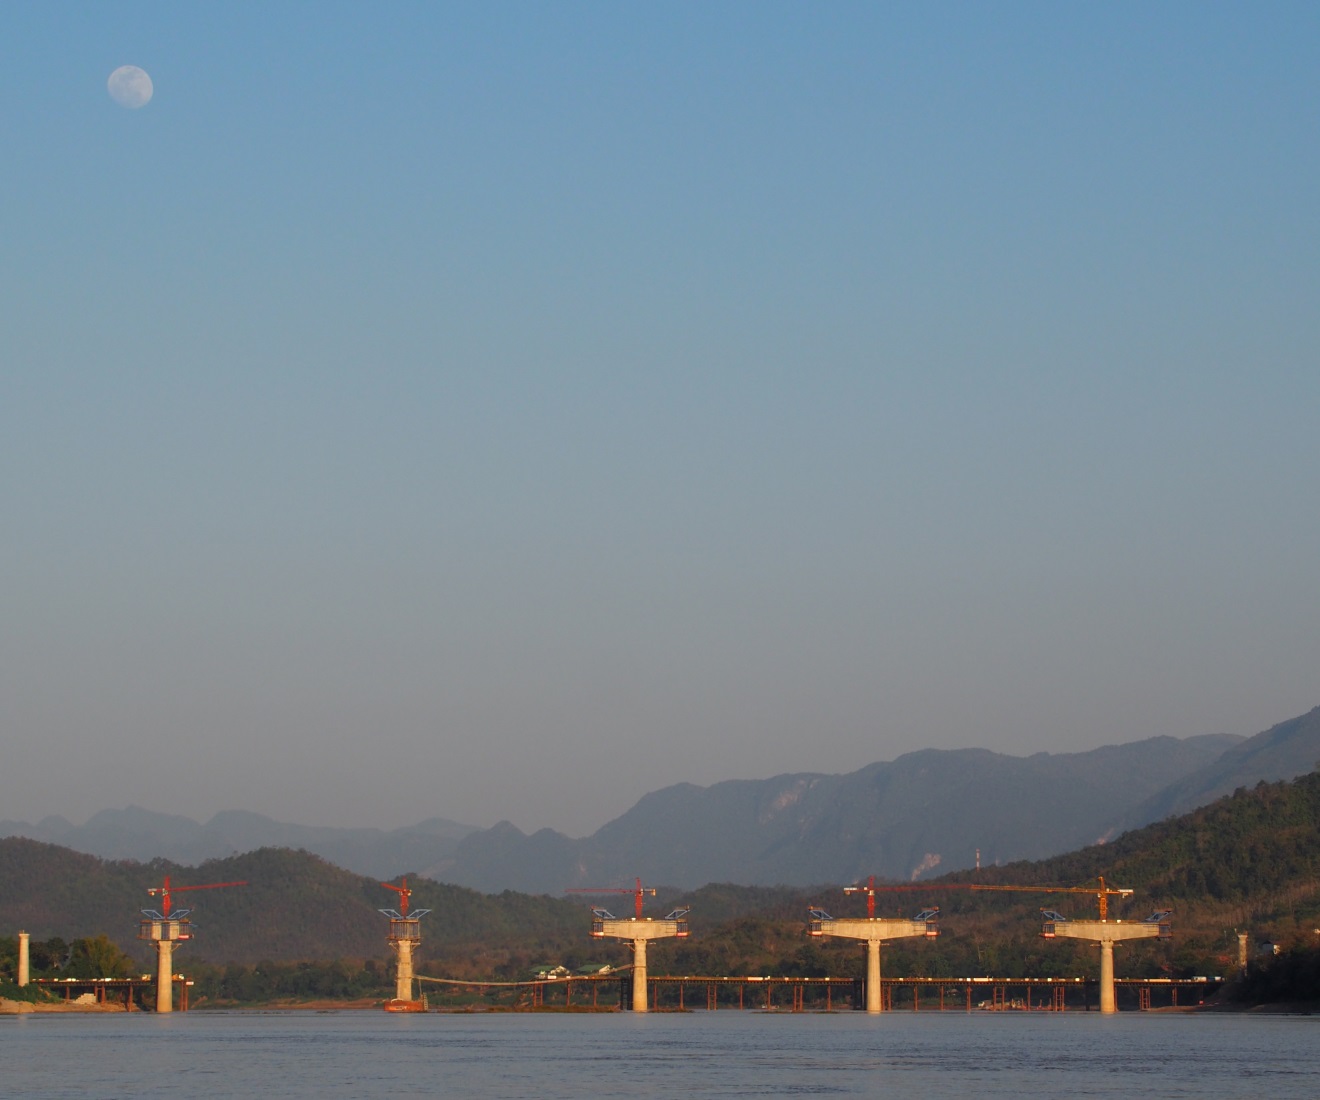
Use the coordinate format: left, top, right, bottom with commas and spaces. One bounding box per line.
0, 842, 586, 969
933, 768, 1320, 954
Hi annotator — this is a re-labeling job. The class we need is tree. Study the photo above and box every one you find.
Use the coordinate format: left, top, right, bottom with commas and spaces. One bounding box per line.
64, 935, 135, 979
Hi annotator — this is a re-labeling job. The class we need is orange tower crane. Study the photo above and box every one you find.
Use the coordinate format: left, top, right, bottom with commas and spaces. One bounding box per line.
967, 876, 1133, 920
138, 874, 246, 1012
837, 875, 1133, 920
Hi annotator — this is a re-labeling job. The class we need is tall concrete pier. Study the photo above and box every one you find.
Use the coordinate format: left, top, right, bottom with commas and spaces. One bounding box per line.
379, 878, 431, 1010
138, 920, 186, 1013
137, 875, 246, 1012
1042, 910, 1171, 1013
807, 877, 939, 1013
808, 907, 939, 1013
17, 931, 30, 987
590, 909, 690, 1012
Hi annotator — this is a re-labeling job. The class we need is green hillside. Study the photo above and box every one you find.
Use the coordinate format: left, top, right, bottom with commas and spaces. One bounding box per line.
0, 842, 587, 974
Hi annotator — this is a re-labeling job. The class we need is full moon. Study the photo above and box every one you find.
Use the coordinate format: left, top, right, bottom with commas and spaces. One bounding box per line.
107, 65, 153, 109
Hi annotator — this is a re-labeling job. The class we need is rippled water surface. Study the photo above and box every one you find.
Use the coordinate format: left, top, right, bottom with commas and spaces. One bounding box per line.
5, 1010, 1317, 1098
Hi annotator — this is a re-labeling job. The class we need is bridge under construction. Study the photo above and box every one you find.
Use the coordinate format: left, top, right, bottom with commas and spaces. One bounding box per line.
418, 972, 1222, 1012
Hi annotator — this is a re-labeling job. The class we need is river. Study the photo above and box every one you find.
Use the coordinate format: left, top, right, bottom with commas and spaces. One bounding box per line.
4, 1009, 1317, 1098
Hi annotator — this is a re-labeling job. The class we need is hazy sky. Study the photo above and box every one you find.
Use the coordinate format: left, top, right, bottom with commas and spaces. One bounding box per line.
3, 3, 1318, 837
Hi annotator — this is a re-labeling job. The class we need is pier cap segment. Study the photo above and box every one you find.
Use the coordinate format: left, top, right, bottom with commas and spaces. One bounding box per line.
807, 907, 940, 942
588, 905, 690, 1012
569, 878, 688, 1012
1042, 909, 1172, 944
808, 876, 942, 942
591, 908, 691, 941
1041, 907, 1172, 1014
808, 877, 940, 1013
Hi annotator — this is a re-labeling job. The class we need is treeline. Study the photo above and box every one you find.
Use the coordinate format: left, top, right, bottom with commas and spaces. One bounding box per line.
185, 959, 393, 1004
0, 933, 137, 982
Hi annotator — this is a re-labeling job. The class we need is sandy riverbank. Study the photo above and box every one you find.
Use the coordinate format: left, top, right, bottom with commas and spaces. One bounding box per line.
1, 997, 134, 1014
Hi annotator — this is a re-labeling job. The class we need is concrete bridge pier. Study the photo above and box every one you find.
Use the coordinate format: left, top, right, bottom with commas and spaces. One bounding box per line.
590, 914, 688, 1013
1098, 939, 1116, 1014
139, 919, 190, 1013
155, 939, 176, 1013
1043, 916, 1170, 1015
865, 938, 883, 1014
808, 911, 939, 1015
393, 937, 416, 1002
632, 938, 649, 1012
17, 931, 29, 987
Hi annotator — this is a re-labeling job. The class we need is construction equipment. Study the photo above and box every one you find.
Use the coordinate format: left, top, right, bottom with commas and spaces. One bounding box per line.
566, 876, 657, 919
839, 875, 1134, 920
833, 874, 1163, 1015
810, 877, 940, 1014
565, 878, 687, 1013
379, 877, 432, 1011
379, 876, 430, 920
138, 874, 246, 1012
143, 873, 248, 919
967, 876, 1133, 920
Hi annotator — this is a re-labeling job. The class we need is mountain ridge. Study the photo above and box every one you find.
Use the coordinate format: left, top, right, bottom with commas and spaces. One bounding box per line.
1120, 705, 1320, 827
7, 711, 1317, 892
0, 807, 477, 880
433, 731, 1248, 892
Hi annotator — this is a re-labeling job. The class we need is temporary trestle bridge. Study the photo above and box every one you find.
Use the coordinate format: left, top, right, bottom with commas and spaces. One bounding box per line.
32, 975, 193, 1010
417, 972, 1221, 1012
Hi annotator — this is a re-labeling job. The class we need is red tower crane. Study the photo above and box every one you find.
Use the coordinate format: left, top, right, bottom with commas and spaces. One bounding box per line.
145, 873, 248, 919
379, 876, 415, 918
377, 877, 432, 1011
565, 877, 657, 919
843, 875, 883, 918
138, 874, 246, 1014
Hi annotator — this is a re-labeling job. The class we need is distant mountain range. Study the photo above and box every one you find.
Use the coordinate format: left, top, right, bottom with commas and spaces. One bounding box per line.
3, 706, 1316, 891
430, 706, 1318, 891
0, 807, 476, 880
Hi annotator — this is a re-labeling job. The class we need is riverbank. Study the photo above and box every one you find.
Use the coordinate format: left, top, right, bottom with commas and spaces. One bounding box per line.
1, 996, 133, 1014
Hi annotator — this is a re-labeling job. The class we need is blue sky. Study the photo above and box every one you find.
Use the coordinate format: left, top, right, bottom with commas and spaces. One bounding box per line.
3, 2, 1318, 835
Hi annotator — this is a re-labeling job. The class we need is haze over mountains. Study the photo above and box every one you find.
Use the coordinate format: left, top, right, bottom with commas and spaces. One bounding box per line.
0, 808, 477, 880
4, 707, 1316, 892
